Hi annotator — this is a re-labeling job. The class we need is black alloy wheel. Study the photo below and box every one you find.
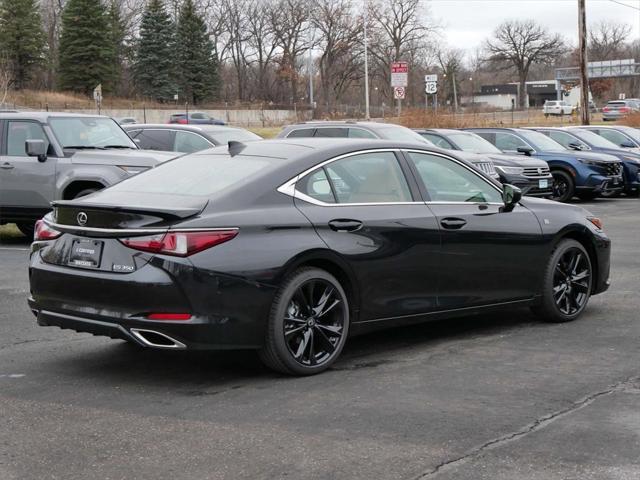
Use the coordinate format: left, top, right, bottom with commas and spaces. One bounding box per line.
532, 239, 593, 323
259, 268, 349, 375
550, 170, 574, 203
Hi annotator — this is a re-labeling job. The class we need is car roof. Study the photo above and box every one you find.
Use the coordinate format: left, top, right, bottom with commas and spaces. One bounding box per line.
284, 121, 403, 129
123, 123, 244, 133
414, 128, 470, 135
0, 111, 111, 122
466, 127, 529, 134
197, 138, 446, 163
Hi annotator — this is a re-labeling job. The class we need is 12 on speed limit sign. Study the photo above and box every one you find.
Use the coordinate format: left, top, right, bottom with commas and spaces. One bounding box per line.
425, 81, 437, 94
393, 87, 405, 99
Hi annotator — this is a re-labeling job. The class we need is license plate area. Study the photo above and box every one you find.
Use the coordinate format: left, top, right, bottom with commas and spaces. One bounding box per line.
539, 179, 548, 188
68, 239, 103, 269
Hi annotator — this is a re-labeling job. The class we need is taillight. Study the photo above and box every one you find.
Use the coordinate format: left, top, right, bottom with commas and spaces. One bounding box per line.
602, 107, 610, 112
34, 219, 62, 241
177, 118, 188, 124
147, 313, 192, 321
620, 107, 630, 113
119, 230, 238, 257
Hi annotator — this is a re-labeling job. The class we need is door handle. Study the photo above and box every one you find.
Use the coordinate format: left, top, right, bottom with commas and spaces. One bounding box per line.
0, 162, 14, 170
328, 219, 363, 232
440, 217, 467, 230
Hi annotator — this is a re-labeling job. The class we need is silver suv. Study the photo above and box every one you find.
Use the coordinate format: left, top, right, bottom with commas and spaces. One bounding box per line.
0, 112, 177, 236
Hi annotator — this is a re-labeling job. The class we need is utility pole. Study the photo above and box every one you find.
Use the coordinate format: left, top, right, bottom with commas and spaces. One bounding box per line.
363, 2, 370, 120
308, 29, 315, 119
578, 0, 590, 125
452, 72, 458, 112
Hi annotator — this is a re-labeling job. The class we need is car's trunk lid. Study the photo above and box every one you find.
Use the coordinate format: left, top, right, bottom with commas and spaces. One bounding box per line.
51, 191, 208, 235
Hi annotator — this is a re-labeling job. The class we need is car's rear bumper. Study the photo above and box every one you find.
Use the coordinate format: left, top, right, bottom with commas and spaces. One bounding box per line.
28, 249, 274, 350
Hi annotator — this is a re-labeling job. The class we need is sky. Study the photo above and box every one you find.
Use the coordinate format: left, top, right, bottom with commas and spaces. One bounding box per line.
428, 0, 640, 52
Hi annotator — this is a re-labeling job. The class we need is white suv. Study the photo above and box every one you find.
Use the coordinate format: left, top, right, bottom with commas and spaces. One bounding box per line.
543, 100, 574, 116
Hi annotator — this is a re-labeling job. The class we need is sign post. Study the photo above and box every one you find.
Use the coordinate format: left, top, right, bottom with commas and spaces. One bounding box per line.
391, 61, 408, 117
93, 84, 102, 115
424, 74, 438, 112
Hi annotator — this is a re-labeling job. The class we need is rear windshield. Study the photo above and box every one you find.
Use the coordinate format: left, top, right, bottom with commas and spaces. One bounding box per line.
108, 153, 270, 197
607, 101, 626, 106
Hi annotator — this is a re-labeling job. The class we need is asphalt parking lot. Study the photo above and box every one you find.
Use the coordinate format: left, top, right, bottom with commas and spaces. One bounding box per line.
1, 198, 639, 480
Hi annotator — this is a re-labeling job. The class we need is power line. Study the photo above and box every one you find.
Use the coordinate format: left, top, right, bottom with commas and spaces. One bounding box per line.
607, 0, 640, 11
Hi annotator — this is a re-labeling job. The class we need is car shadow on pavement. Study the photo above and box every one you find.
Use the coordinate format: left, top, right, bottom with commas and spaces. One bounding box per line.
45, 308, 539, 388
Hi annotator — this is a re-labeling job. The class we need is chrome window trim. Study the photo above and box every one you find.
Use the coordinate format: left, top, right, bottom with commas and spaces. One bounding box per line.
277, 147, 504, 207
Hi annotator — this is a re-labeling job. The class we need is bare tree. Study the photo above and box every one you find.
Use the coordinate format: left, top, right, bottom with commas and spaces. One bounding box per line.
589, 21, 632, 61
270, 0, 311, 102
0, 56, 10, 106
485, 20, 564, 108
221, 0, 251, 101
246, 0, 279, 101
368, 0, 438, 99
312, 0, 362, 112
436, 47, 464, 106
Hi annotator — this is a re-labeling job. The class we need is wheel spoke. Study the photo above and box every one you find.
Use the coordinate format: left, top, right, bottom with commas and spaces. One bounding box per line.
316, 323, 343, 337
285, 325, 307, 338
313, 286, 335, 316
317, 326, 337, 351
553, 283, 567, 296
571, 270, 589, 282
284, 315, 306, 324
294, 329, 311, 360
569, 253, 582, 275
308, 330, 316, 365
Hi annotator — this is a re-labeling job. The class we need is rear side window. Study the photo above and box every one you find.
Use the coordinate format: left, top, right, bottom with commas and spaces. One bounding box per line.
6, 121, 51, 156
348, 128, 377, 139
174, 131, 212, 153
314, 128, 348, 138
494, 132, 530, 151
286, 128, 316, 138
545, 131, 584, 149
597, 129, 630, 146
109, 154, 270, 197
134, 129, 176, 151
419, 133, 454, 149
296, 169, 336, 203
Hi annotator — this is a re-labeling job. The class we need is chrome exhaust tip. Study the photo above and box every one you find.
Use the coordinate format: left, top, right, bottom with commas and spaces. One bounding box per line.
130, 328, 186, 349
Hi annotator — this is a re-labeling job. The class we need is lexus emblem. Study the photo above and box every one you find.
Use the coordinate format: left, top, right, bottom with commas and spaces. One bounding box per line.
77, 212, 88, 226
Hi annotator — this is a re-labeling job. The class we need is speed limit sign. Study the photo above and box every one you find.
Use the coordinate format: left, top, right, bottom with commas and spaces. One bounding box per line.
393, 87, 406, 99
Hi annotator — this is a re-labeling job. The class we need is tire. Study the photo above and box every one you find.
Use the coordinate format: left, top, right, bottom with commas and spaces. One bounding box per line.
16, 222, 35, 239
258, 267, 350, 375
73, 188, 98, 199
577, 191, 599, 201
550, 170, 575, 203
531, 239, 593, 323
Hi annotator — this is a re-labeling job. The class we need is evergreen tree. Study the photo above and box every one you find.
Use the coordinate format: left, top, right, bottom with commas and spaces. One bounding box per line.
107, 0, 126, 94
133, 0, 175, 101
0, 0, 46, 89
57, 0, 115, 94
176, 0, 220, 104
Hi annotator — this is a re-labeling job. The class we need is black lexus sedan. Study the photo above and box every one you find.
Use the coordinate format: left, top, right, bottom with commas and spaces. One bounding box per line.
28, 139, 611, 375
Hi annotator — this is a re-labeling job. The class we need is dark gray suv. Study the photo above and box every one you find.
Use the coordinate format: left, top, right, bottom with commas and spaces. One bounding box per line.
0, 112, 176, 236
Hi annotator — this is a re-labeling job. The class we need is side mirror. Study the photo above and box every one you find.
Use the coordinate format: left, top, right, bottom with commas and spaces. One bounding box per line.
516, 147, 533, 156
568, 142, 583, 151
26, 139, 47, 162
502, 184, 522, 212
621, 141, 635, 148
